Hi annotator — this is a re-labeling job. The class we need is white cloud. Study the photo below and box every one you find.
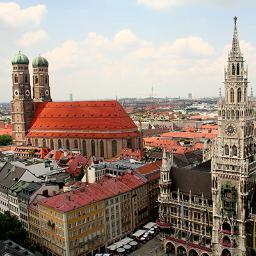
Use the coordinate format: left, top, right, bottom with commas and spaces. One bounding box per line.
18, 29, 48, 47
43, 29, 221, 99
114, 29, 138, 45
0, 2, 47, 28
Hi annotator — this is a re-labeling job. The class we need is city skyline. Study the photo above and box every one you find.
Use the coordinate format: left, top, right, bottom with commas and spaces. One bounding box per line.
1, 0, 256, 102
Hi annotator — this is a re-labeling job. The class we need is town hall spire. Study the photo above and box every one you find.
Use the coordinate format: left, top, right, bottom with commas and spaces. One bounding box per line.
231, 16, 241, 57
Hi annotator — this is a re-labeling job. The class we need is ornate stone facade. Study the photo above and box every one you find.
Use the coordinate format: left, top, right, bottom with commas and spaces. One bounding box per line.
158, 18, 256, 256
211, 17, 256, 256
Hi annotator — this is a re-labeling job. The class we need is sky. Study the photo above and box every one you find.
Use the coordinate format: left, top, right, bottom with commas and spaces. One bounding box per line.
1, 0, 256, 102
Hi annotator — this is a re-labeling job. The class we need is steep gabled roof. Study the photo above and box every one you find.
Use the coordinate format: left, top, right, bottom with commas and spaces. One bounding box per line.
27, 101, 138, 135
0, 162, 27, 192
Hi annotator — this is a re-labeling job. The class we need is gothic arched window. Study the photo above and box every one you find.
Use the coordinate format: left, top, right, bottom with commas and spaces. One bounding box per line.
35, 138, 38, 147
112, 140, 117, 157
24, 75, 28, 83
74, 139, 78, 149
232, 145, 237, 156
50, 139, 54, 149
82, 140, 87, 156
222, 110, 225, 119
58, 139, 62, 149
100, 140, 104, 157
231, 110, 235, 119
225, 145, 229, 155
14, 74, 18, 83
227, 110, 230, 119
91, 140, 95, 156
236, 110, 239, 119
45, 77, 48, 84
35, 76, 39, 84
237, 63, 240, 75
127, 138, 132, 149
42, 139, 46, 148
232, 63, 235, 75
66, 140, 70, 150
230, 88, 234, 103
237, 88, 242, 102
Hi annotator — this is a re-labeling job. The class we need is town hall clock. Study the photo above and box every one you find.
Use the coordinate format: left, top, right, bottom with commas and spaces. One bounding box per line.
225, 123, 237, 136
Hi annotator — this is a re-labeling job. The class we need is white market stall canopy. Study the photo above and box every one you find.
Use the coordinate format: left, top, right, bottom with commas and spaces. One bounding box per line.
132, 229, 147, 237
107, 237, 134, 250
143, 222, 156, 230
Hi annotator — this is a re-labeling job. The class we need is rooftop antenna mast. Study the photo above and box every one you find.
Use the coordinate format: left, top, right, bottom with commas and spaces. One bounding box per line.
151, 85, 154, 98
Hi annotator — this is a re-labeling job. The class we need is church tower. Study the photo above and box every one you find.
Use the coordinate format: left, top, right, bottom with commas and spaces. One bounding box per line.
11, 52, 34, 146
211, 17, 256, 256
32, 56, 51, 102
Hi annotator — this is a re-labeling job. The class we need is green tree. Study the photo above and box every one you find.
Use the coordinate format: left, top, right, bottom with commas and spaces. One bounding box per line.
0, 134, 12, 146
0, 211, 28, 245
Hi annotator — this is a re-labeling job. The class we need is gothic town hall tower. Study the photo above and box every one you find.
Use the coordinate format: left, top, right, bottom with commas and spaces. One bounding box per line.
211, 17, 256, 256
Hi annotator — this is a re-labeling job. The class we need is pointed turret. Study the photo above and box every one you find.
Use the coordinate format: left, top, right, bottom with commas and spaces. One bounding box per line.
230, 16, 241, 57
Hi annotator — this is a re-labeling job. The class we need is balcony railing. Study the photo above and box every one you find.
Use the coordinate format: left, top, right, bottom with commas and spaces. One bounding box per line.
219, 229, 239, 235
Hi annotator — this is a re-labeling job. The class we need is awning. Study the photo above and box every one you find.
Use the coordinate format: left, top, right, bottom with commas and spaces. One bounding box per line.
130, 241, 138, 246
143, 221, 156, 230
107, 237, 134, 250
132, 229, 147, 237
117, 248, 125, 253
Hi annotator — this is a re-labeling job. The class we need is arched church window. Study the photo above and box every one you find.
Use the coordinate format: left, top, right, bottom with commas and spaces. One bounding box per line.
226, 110, 230, 119
230, 88, 234, 103
91, 140, 95, 156
232, 63, 235, 75
58, 139, 62, 149
127, 138, 132, 149
231, 110, 235, 119
100, 140, 104, 157
74, 139, 78, 149
50, 139, 54, 149
35, 138, 38, 147
222, 110, 225, 119
237, 88, 242, 102
45, 77, 48, 84
42, 139, 46, 148
112, 140, 117, 157
66, 140, 70, 150
14, 74, 18, 83
24, 75, 28, 83
236, 110, 239, 119
82, 140, 87, 156
232, 145, 237, 156
35, 76, 39, 84
224, 145, 229, 155
237, 63, 240, 75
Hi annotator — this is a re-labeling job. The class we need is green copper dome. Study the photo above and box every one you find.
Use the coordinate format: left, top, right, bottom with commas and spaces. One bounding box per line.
32, 55, 48, 68
11, 51, 29, 65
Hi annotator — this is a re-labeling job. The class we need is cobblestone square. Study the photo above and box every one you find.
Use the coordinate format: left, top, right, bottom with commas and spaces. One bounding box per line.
129, 236, 166, 256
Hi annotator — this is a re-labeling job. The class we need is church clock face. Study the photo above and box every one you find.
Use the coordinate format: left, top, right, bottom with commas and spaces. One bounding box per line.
225, 123, 237, 136
14, 90, 19, 97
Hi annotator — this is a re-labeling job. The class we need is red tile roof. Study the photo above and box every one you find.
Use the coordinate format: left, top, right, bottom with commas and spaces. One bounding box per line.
136, 161, 161, 175
27, 101, 138, 138
26, 131, 139, 139
160, 131, 216, 139
39, 172, 145, 213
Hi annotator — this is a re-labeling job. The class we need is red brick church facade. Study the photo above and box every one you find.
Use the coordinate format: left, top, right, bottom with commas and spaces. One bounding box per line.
11, 53, 141, 158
